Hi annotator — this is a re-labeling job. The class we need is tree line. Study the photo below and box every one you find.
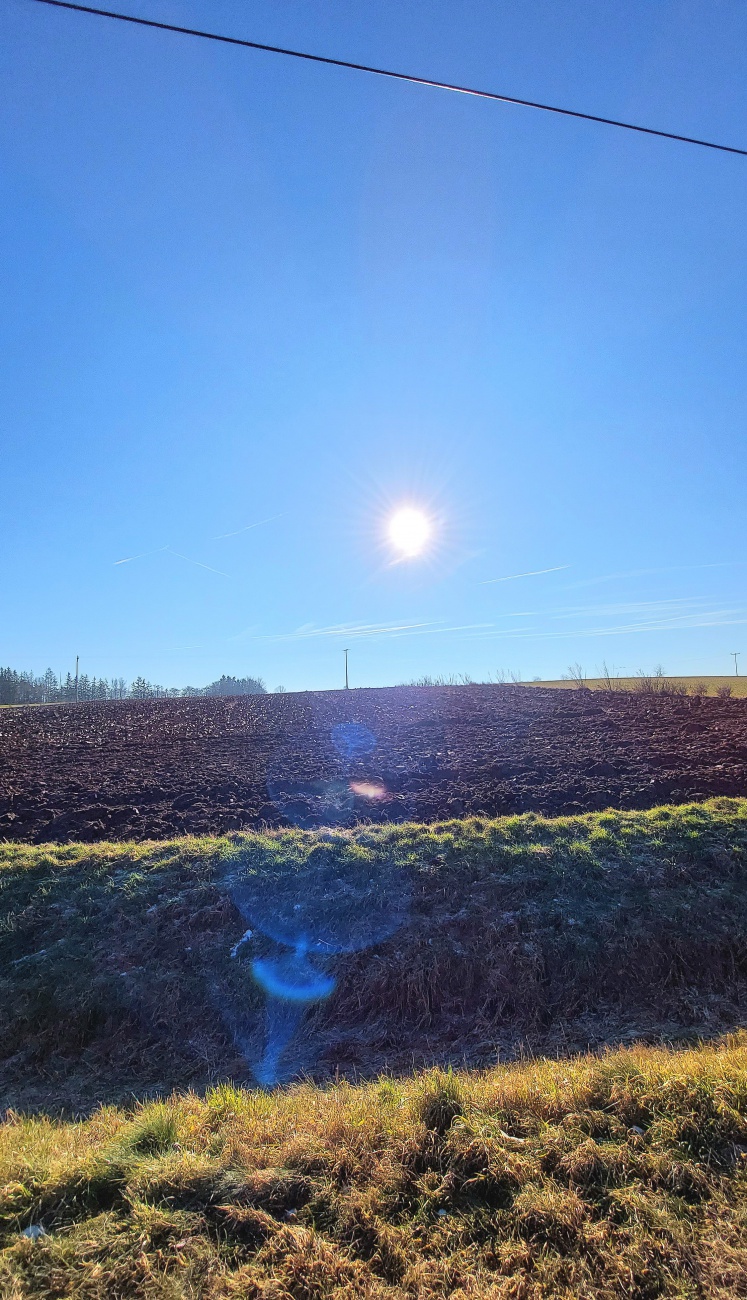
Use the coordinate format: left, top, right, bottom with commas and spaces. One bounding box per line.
0, 667, 267, 706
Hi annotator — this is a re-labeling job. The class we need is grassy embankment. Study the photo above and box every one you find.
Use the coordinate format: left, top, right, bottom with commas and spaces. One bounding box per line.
4, 801, 747, 1112
3, 802, 747, 1293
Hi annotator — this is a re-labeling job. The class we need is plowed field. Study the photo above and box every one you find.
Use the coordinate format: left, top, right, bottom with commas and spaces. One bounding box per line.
1, 684, 746, 843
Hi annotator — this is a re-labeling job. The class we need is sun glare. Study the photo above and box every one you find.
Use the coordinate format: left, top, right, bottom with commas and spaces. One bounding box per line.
387, 507, 431, 558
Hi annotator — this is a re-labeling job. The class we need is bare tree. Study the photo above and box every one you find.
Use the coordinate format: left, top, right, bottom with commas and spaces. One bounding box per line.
566, 663, 587, 689
599, 661, 616, 691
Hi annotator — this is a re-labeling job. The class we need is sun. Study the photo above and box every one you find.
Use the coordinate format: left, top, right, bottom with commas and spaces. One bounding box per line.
387, 506, 431, 558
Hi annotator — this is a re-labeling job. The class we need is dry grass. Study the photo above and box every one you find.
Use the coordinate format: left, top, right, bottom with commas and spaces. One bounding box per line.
2, 1038, 747, 1296
532, 676, 747, 697
4, 800, 747, 1112
3, 807, 747, 1294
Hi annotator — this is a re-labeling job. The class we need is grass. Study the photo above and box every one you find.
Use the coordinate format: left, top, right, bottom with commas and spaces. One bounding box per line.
3, 801, 747, 1112
3, 805, 747, 1294
3, 1037, 747, 1296
530, 676, 747, 697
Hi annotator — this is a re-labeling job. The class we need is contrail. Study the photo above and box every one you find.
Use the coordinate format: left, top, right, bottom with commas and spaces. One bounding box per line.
565, 560, 747, 590
166, 548, 231, 578
114, 546, 169, 565
250, 620, 440, 642
115, 514, 281, 567
212, 513, 284, 541
114, 544, 230, 577
479, 565, 570, 585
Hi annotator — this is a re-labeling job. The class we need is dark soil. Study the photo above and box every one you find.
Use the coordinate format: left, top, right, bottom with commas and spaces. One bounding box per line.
1, 684, 746, 844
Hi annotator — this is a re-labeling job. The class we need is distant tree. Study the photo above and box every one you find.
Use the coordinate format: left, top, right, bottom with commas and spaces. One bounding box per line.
0, 667, 62, 704
42, 669, 58, 701
0, 669, 18, 705
0, 664, 271, 703
203, 675, 266, 696
15, 672, 32, 703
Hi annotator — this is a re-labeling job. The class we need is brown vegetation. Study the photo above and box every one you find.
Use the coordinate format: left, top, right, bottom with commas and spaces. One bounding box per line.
3, 1038, 747, 1297
3, 800, 747, 1112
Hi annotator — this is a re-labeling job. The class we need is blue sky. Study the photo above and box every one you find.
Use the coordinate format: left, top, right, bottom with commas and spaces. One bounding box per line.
1, 0, 746, 691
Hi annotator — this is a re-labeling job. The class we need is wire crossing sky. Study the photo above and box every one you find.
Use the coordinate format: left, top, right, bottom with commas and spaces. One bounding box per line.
29, 0, 747, 158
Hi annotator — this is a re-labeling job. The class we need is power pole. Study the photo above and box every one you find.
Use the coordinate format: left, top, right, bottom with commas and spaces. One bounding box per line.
343, 649, 349, 690
75, 655, 79, 703
733, 652, 740, 677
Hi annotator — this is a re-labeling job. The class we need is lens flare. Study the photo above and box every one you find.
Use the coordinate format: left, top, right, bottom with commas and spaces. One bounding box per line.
252, 945, 336, 1003
331, 722, 376, 759
387, 507, 431, 558
224, 849, 411, 1086
349, 780, 388, 800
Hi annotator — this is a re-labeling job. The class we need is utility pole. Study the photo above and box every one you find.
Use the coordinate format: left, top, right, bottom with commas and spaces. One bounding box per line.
75, 655, 79, 703
733, 652, 740, 677
343, 648, 349, 690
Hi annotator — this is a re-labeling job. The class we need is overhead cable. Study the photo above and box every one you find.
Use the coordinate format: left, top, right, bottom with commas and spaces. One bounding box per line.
29, 0, 747, 158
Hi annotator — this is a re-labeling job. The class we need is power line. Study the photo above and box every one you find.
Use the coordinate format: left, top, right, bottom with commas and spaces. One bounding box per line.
29, 0, 747, 158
